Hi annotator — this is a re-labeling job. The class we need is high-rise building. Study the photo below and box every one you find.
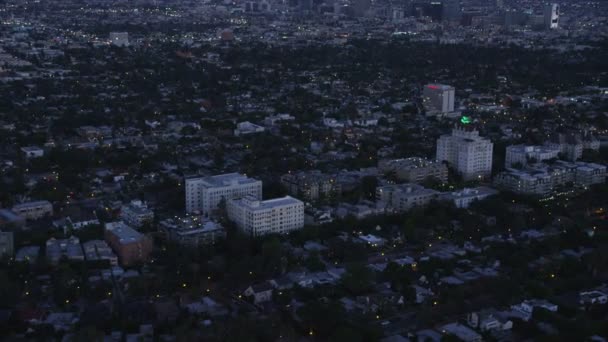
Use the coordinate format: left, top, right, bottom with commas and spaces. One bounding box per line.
543, 4, 559, 29
185, 173, 262, 215
227, 196, 304, 237
423, 84, 455, 116
436, 127, 493, 181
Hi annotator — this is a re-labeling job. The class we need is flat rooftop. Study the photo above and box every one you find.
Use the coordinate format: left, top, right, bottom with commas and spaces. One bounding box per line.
12, 200, 52, 210
235, 196, 303, 211
187, 173, 260, 188
105, 222, 143, 244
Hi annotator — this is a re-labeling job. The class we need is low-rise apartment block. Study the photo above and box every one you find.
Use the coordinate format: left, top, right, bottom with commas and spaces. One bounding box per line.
160, 215, 226, 247
281, 171, 340, 202
505, 145, 560, 168
104, 222, 153, 267
376, 183, 439, 212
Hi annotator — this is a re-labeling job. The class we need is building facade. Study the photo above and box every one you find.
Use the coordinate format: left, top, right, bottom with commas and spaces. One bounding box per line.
378, 157, 448, 183
185, 173, 262, 215
280, 171, 340, 202
436, 127, 493, 181
104, 222, 153, 267
120, 200, 154, 227
227, 196, 304, 237
12, 200, 53, 220
376, 183, 439, 212
494, 161, 606, 197
543, 3, 559, 29
0, 231, 14, 257
505, 145, 560, 168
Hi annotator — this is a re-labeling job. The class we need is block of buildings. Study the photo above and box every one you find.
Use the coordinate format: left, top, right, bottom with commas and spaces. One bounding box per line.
120, 200, 154, 228
227, 196, 304, 237
376, 183, 439, 212
436, 127, 493, 181
546, 132, 600, 161
185, 173, 262, 215
12, 200, 53, 220
494, 161, 606, 197
160, 215, 226, 247
505, 145, 560, 168
378, 157, 448, 183
104, 222, 153, 267
280, 170, 340, 202
46, 236, 85, 264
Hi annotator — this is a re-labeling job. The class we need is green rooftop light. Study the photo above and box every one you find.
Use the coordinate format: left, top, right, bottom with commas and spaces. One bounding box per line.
460, 116, 472, 124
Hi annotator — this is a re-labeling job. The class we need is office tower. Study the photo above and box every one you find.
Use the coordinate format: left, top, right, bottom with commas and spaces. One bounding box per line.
436, 127, 494, 181
423, 84, 455, 116
227, 196, 305, 237
544, 3, 559, 29
185, 173, 262, 215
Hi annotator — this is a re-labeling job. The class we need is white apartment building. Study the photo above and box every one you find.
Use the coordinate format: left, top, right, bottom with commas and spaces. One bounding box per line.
423, 84, 455, 116
227, 196, 304, 237
436, 127, 493, 181
185, 173, 262, 215
505, 145, 560, 168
